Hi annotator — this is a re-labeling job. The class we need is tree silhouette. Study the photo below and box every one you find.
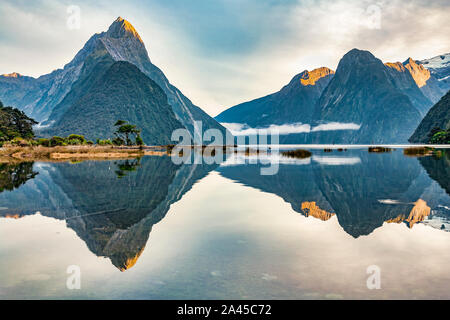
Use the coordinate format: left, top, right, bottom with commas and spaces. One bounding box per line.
113, 120, 143, 146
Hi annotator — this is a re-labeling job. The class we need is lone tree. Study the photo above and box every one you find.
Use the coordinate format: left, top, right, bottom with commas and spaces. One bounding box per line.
0, 100, 37, 142
113, 120, 143, 146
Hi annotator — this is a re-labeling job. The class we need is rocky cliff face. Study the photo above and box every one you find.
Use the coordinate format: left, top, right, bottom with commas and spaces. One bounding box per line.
384, 60, 433, 115
215, 67, 334, 127
312, 49, 422, 144
402, 58, 445, 104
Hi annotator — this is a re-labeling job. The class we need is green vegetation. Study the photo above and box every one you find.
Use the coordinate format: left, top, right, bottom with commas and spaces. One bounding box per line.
96, 139, 113, 146
0, 100, 37, 145
114, 159, 141, 178
410, 90, 450, 143
30, 135, 89, 147
282, 149, 312, 159
428, 127, 450, 144
113, 120, 144, 146
0, 162, 38, 192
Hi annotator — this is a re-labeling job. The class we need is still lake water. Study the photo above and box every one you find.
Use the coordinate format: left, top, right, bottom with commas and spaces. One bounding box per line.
0, 147, 449, 299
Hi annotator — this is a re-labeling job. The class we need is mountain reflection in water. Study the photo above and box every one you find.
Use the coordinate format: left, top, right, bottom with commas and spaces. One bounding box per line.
0, 157, 218, 271
217, 149, 450, 237
0, 149, 449, 272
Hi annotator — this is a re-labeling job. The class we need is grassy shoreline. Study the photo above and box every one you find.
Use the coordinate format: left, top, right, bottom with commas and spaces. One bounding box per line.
0, 145, 168, 162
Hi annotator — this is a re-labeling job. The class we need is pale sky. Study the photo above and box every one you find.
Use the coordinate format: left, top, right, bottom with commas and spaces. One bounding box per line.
0, 0, 449, 116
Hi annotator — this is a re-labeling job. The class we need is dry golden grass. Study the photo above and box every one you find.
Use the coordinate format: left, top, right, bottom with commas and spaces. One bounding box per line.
0, 145, 146, 161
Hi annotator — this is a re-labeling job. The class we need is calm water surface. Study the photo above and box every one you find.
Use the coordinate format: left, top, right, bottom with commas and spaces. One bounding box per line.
0, 147, 449, 299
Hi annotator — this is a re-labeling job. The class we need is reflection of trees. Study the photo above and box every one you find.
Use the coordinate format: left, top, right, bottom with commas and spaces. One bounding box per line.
0, 162, 38, 192
114, 158, 141, 178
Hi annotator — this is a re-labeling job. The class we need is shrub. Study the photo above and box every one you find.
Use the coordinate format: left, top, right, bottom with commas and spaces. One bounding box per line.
136, 135, 144, 146
282, 149, 312, 159
430, 130, 450, 144
49, 136, 67, 147
37, 138, 50, 147
112, 137, 125, 146
11, 137, 31, 147
97, 139, 113, 146
66, 134, 86, 145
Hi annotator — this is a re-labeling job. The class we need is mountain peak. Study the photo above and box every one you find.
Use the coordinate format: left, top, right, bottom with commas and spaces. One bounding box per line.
403, 57, 418, 66
336, 49, 380, 73
299, 67, 334, 86
403, 56, 430, 88
1, 72, 22, 78
106, 17, 143, 43
342, 48, 377, 62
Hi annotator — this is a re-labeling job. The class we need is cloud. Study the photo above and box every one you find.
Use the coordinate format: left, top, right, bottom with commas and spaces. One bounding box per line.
312, 156, 362, 165
311, 122, 361, 132
221, 122, 361, 135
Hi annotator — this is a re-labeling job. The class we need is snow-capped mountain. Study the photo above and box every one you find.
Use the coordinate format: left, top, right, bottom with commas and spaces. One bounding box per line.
419, 53, 450, 91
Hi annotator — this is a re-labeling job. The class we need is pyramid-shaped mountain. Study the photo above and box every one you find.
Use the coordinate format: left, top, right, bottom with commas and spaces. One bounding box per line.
0, 17, 229, 142
312, 49, 422, 144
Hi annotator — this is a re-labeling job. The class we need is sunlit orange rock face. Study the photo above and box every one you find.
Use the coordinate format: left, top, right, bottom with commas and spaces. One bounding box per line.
385, 59, 431, 88
300, 67, 335, 86
108, 16, 143, 43
117, 246, 146, 272
403, 58, 431, 88
301, 201, 335, 221
2, 214, 21, 219
386, 199, 431, 228
1, 72, 21, 78
385, 62, 406, 72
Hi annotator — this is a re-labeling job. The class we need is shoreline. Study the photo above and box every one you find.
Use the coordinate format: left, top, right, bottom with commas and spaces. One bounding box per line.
0, 145, 168, 162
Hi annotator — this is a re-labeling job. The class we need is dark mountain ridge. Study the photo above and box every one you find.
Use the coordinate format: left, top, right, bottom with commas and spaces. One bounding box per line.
409, 90, 450, 143
215, 67, 334, 127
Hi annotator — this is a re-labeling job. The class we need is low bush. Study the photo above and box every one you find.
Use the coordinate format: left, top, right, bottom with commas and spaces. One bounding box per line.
97, 139, 113, 146
282, 149, 312, 159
